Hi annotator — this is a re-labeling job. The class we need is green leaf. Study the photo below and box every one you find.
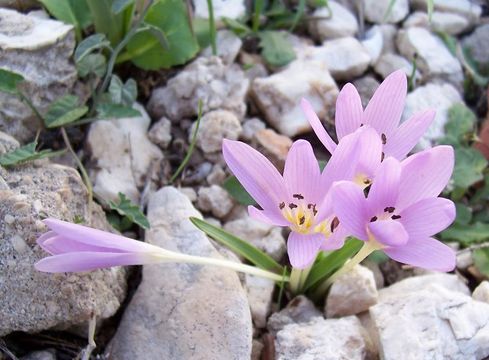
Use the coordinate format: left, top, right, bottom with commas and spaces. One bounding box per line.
437, 32, 457, 56
223, 176, 256, 206
441, 222, 489, 245
109, 192, 150, 229
452, 147, 487, 190
445, 103, 476, 142
0, 142, 65, 167
427, 0, 434, 21
222, 17, 251, 37
44, 95, 88, 128
77, 53, 107, 78
86, 0, 125, 45
454, 202, 472, 225
0, 68, 24, 94
303, 238, 363, 292
39, 0, 92, 39
122, 0, 199, 70
190, 217, 284, 273
109, 75, 137, 106
112, 0, 134, 14
258, 31, 296, 67
74, 33, 111, 63
474, 248, 489, 277
96, 103, 141, 119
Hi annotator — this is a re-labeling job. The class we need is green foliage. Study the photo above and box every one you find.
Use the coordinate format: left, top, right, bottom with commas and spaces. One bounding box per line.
190, 217, 284, 274
445, 103, 476, 142
77, 53, 107, 78
0, 142, 65, 167
112, 0, 134, 14
441, 222, 489, 245
109, 75, 137, 106
95, 103, 141, 119
223, 176, 256, 206
452, 148, 487, 190
474, 248, 489, 277
258, 31, 296, 67
44, 95, 89, 128
0, 68, 24, 94
74, 34, 111, 63
39, 0, 92, 39
109, 192, 150, 229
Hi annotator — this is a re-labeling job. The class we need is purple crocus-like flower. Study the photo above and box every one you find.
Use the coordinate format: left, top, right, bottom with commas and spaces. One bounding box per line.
222, 127, 381, 269
302, 69, 435, 160
332, 146, 456, 271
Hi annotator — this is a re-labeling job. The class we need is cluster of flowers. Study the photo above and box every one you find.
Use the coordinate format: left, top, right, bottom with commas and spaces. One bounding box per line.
35, 70, 455, 279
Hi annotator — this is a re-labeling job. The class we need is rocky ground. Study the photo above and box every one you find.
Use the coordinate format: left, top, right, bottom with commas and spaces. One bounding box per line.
1, 0, 489, 359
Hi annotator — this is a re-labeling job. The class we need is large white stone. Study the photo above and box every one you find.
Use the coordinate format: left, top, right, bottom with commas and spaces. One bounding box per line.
404, 11, 471, 35
473, 281, 489, 304
363, 0, 409, 24
245, 274, 275, 329
193, 0, 246, 20
411, 0, 481, 24
308, 1, 358, 40
361, 25, 383, 65
397, 27, 463, 86
462, 24, 489, 66
201, 30, 242, 64
267, 295, 322, 335
374, 53, 420, 80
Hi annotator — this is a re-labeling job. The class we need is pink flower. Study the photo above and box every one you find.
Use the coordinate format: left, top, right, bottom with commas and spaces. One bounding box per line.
302, 70, 435, 160
222, 127, 381, 269
332, 146, 456, 271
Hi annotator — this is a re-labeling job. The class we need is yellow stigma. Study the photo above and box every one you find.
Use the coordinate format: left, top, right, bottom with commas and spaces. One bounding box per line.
353, 173, 371, 188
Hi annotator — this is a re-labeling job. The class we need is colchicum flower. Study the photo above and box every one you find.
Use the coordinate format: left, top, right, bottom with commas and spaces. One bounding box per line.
332, 146, 456, 271
302, 69, 435, 160
35, 218, 285, 281
222, 127, 380, 269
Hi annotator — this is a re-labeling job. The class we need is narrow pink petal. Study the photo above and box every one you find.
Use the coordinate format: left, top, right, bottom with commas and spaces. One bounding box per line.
321, 224, 348, 250
301, 98, 337, 154
43, 219, 160, 253
39, 235, 124, 255
335, 83, 364, 139
368, 219, 408, 246
355, 126, 383, 180
287, 232, 324, 269
397, 146, 455, 210
363, 70, 407, 137
222, 139, 287, 214
248, 206, 289, 226
384, 110, 436, 160
384, 237, 456, 272
331, 181, 368, 240
283, 140, 322, 200
367, 157, 401, 215
400, 197, 456, 239
34, 251, 161, 273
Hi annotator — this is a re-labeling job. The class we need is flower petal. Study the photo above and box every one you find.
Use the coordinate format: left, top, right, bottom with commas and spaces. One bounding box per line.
248, 206, 289, 226
397, 146, 455, 210
400, 197, 456, 239
38, 234, 124, 255
283, 140, 322, 200
363, 70, 407, 137
222, 139, 287, 213
355, 126, 383, 181
331, 181, 368, 240
287, 232, 324, 269
301, 98, 337, 154
368, 219, 408, 246
335, 83, 364, 139
321, 224, 348, 250
367, 157, 401, 215
384, 237, 456, 272
34, 251, 161, 273
384, 110, 436, 160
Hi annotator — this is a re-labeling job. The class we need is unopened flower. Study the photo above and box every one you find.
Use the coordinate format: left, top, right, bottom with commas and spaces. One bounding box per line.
222, 127, 380, 268
332, 146, 456, 271
302, 70, 435, 160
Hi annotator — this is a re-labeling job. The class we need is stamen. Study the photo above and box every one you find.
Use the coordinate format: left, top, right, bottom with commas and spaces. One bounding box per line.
307, 203, 314, 209
289, 203, 298, 209
279, 202, 285, 210
360, 123, 364, 127
299, 216, 305, 225
381, 133, 387, 145
391, 215, 401, 220
363, 178, 371, 185
370, 216, 378, 222
384, 207, 395, 213
293, 194, 304, 200
330, 217, 339, 233
381, 152, 385, 161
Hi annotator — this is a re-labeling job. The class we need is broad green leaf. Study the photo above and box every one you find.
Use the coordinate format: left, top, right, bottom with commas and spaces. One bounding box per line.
474, 248, 489, 277
109, 192, 150, 229
96, 103, 141, 119
193, 18, 213, 48
0, 142, 65, 167
112, 0, 134, 14
441, 222, 489, 245
74, 33, 111, 63
472, 175, 489, 204
258, 31, 296, 67
86, 0, 124, 45
454, 203, 472, 225
452, 147, 487, 190
44, 95, 88, 128
445, 103, 476, 142
122, 0, 199, 70
109, 75, 137, 106
303, 238, 363, 292
223, 176, 256, 206
77, 53, 107, 77
190, 217, 284, 273
0, 68, 24, 94
39, 0, 92, 39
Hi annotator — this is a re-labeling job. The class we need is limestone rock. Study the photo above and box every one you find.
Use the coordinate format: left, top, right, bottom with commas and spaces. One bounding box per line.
148, 117, 172, 149
379, 24, 398, 54
326, 265, 378, 318
361, 25, 383, 65
106, 187, 252, 360
197, 185, 234, 219
148, 56, 249, 121
21, 350, 56, 360
245, 274, 275, 328
202, 30, 242, 64
352, 76, 380, 108
241, 118, 266, 141
404, 11, 471, 35
363, 0, 409, 24
462, 24, 489, 66
86, 104, 163, 203
253, 128, 292, 170
411, 0, 481, 24
193, 0, 246, 21
267, 295, 322, 335
275, 316, 372, 360
0, 9, 79, 142
308, 1, 358, 40
374, 53, 420, 80
251, 59, 338, 137
473, 281, 489, 303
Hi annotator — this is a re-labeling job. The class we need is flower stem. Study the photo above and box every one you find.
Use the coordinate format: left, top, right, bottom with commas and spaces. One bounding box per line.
289, 266, 311, 295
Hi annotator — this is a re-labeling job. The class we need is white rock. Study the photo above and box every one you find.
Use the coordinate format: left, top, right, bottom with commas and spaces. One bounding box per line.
352, 76, 380, 108
206, 164, 226, 185
193, 0, 246, 20
313, 37, 371, 80
457, 250, 473, 270
106, 187, 252, 359
308, 1, 358, 40
361, 25, 383, 65
197, 185, 234, 219
148, 56, 249, 121
202, 30, 242, 64
379, 24, 398, 54
326, 265, 378, 318
253, 128, 292, 169
179, 187, 197, 202
148, 117, 172, 149
462, 24, 489, 66
363, 0, 409, 24
268, 295, 322, 335
473, 281, 489, 303
404, 11, 471, 35
190, 109, 242, 154
241, 118, 266, 141
411, 0, 481, 24
374, 53, 420, 79
402, 83, 462, 149
87, 104, 163, 203
275, 316, 372, 360
224, 217, 286, 261
251, 59, 338, 137
245, 274, 275, 328
397, 27, 463, 86
21, 350, 56, 360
